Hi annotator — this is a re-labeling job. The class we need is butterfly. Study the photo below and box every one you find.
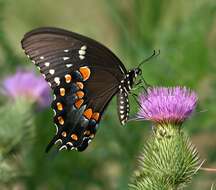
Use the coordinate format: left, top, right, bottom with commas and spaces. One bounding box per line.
21, 27, 156, 152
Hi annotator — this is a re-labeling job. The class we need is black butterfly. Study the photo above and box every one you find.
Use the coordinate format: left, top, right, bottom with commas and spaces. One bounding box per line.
21, 27, 155, 152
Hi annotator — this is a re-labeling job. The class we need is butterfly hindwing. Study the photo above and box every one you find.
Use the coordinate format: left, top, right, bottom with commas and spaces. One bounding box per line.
46, 67, 118, 151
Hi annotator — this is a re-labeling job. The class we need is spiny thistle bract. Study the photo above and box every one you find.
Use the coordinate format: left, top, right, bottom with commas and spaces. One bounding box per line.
0, 70, 51, 183
129, 87, 200, 190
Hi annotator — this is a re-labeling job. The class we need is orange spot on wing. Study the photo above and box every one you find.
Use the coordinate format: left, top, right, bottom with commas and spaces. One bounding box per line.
60, 88, 65, 96
76, 91, 84, 98
83, 108, 93, 120
65, 74, 72, 83
61, 131, 67, 137
74, 99, 84, 109
57, 102, 63, 111
92, 112, 100, 121
79, 66, 91, 81
58, 116, 64, 125
76, 82, 84, 89
71, 134, 78, 141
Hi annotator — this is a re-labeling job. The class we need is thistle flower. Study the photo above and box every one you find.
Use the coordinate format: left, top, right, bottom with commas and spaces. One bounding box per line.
137, 87, 198, 125
130, 87, 200, 190
2, 70, 51, 108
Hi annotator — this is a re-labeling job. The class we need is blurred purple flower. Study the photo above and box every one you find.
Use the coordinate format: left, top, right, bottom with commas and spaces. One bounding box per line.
137, 87, 198, 125
2, 70, 51, 108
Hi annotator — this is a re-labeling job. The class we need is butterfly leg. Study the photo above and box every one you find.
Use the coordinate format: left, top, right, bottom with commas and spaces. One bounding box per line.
131, 79, 149, 95
141, 75, 152, 89
126, 93, 142, 122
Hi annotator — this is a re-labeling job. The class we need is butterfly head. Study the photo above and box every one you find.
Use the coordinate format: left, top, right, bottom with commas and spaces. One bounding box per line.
134, 68, 142, 77
124, 68, 141, 91
130, 68, 142, 84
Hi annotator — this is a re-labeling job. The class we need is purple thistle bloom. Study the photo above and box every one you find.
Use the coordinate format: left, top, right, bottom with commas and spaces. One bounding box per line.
137, 87, 198, 125
2, 70, 51, 108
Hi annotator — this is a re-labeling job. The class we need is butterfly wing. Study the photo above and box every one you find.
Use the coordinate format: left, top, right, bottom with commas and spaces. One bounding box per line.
21, 27, 127, 88
21, 27, 127, 151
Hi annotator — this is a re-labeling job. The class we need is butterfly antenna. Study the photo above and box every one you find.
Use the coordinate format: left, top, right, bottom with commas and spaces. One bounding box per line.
138, 49, 160, 68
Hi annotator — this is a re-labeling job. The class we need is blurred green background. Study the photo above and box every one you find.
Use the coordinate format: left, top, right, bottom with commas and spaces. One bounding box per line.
0, 0, 216, 189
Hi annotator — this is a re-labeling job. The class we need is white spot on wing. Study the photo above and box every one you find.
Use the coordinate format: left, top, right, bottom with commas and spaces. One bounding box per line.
59, 145, 67, 151
66, 64, 73, 68
40, 56, 44, 60
66, 142, 73, 146
55, 139, 62, 144
81, 45, 87, 50
49, 69, 55, 75
42, 74, 46, 79
64, 49, 69, 52
54, 77, 60, 85
53, 109, 56, 116
63, 57, 70, 60
79, 50, 86, 55
55, 124, 58, 134
79, 55, 85, 60
45, 62, 50, 67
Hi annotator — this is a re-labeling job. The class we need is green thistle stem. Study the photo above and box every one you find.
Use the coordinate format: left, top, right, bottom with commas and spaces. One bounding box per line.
129, 124, 200, 190
0, 99, 35, 183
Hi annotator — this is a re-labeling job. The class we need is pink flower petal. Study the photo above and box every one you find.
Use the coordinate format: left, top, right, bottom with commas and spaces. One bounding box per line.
137, 87, 198, 125
2, 70, 51, 108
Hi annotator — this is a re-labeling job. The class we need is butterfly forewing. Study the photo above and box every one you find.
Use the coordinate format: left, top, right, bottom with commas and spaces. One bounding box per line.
21, 28, 127, 87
